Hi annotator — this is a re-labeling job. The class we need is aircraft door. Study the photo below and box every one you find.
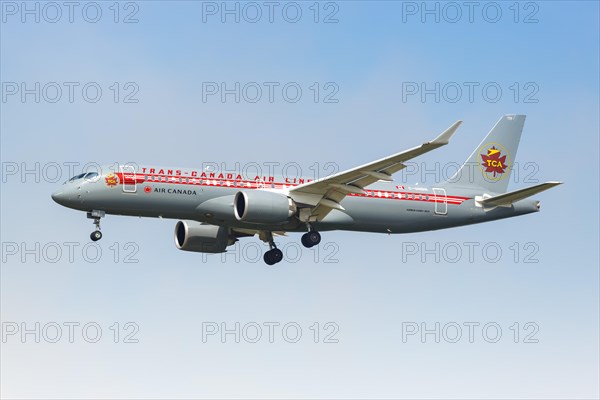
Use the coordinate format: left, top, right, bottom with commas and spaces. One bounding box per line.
120, 165, 137, 193
432, 187, 447, 215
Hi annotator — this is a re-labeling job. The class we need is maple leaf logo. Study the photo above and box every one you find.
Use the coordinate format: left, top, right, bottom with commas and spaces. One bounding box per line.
105, 174, 118, 187
480, 146, 507, 177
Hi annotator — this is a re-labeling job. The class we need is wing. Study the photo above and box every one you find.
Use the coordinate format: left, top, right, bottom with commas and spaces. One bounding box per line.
289, 120, 463, 221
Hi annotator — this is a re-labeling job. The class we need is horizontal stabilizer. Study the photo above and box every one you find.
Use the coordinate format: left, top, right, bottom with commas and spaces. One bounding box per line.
480, 181, 562, 207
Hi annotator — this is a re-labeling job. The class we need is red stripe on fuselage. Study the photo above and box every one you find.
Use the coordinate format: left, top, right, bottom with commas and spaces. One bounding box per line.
113, 172, 471, 205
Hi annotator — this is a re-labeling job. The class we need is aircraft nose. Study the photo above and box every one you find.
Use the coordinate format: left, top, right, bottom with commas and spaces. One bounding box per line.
51, 189, 69, 206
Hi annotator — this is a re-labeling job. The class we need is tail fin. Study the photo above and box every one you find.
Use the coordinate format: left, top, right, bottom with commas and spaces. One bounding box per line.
447, 115, 526, 193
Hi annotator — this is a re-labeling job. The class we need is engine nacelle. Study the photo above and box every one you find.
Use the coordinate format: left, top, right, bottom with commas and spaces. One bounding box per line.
234, 190, 296, 224
174, 220, 234, 253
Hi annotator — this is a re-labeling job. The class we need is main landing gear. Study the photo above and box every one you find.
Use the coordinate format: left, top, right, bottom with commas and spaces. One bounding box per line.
87, 210, 105, 242
262, 231, 283, 266
261, 226, 322, 265
301, 230, 321, 248
301, 222, 321, 248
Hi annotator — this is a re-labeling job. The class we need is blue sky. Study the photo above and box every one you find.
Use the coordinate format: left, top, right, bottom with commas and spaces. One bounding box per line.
1, 1, 599, 398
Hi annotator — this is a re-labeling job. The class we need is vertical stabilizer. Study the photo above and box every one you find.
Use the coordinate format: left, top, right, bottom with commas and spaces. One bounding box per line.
447, 115, 525, 193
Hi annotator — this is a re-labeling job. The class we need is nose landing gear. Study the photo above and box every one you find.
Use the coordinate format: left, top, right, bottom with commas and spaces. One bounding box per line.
90, 230, 102, 241
87, 210, 105, 242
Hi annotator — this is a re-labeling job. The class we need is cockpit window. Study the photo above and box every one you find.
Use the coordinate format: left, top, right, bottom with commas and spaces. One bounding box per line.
65, 172, 98, 184
68, 173, 87, 182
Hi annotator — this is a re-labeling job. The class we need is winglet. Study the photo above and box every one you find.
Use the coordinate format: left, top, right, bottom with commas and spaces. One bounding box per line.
429, 120, 463, 145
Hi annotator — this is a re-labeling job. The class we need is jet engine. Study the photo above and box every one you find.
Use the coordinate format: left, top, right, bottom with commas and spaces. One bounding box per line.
234, 190, 297, 224
174, 220, 235, 253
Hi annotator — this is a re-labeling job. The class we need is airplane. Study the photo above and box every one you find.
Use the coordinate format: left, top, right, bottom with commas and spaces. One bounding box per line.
51, 115, 561, 265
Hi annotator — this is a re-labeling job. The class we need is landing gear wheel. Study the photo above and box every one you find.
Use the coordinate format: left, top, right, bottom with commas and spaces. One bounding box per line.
87, 210, 105, 242
263, 248, 283, 265
90, 230, 102, 241
261, 231, 284, 265
301, 231, 321, 248
270, 248, 283, 264
308, 231, 321, 246
263, 251, 275, 265
301, 233, 312, 248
